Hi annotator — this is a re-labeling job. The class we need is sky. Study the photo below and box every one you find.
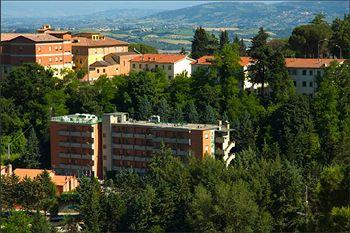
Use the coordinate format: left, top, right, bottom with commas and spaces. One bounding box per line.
1, 1, 206, 18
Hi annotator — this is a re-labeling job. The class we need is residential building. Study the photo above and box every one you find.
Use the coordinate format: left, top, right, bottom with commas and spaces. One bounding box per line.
102, 112, 235, 175
130, 54, 195, 79
192, 55, 346, 94
71, 32, 129, 81
285, 58, 345, 95
50, 112, 235, 178
88, 52, 141, 81
0, 25, 73, 79
3, 167, 79, 195
50, 114, 102, 178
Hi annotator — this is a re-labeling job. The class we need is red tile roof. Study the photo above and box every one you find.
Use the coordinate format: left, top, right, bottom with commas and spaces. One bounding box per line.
193, 55, 252, 67
285, 58, 345, 68
72, 36, 128, 47
14, 169, 54, 180
1, 33, 63, 42
131, 54, 191, 64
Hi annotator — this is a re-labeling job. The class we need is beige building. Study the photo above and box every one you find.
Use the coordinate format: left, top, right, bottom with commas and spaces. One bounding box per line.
131, 54, 195, 79
71, 32, 129, 81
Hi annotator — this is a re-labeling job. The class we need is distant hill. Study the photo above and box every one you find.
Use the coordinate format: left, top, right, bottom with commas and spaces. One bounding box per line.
143, 1, 348, 37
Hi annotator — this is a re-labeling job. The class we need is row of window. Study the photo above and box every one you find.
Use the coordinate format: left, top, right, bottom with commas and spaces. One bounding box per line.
293, 81, 314, 88
38, 57, 63, 63
288, 69, 322, 76
38, 45, 63, 52
132, 63, 172, 70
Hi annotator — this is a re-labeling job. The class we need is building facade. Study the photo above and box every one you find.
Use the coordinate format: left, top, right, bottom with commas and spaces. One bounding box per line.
0, 26, 73, 79
51, 112, 235, 178
131, 54, 195, 79
71, 32, 129, 81
50, 114, 102, 178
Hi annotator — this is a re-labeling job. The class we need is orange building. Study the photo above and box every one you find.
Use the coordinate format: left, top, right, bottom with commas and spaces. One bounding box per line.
101, 113, 234, 175
0, 25, 73, 79
3, 167, 79, 195
50, 114, 102, 178
71, 32, 131, 81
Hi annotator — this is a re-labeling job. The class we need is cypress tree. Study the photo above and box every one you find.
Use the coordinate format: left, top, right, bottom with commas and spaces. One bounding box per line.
191, 27, 209, 59
219, 30, 230, 50
21, 128, 40, 168
184, 102, 199, 123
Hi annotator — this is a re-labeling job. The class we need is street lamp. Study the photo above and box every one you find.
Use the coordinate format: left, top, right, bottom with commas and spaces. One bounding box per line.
318, 39, 328, 59
335, 45, 342, 59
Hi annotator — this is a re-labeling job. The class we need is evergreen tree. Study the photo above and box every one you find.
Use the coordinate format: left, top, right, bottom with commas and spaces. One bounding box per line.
191, 27, 209, 59
21, 128, 40, 168
202, 105, 217, 124
36, 171, 57, 214
184, 101, 199, 123
233, 35, 247, 56
137, 96, 152, 120
180, 47, 186, 55
219, 30, 230, 50
157, 98, 171, 122
172, 104, 184, 123
31, 212, 56, 233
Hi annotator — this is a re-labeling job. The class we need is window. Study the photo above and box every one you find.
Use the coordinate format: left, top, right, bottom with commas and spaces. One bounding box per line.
103, 69, 106, 73
123, 61, 126, 66
55, 46, 58, 51
97, 69, 100, 74
49, 46, 52, 51
317, 70, 321, 76
132, 64, 136, 68
293, 81, 297, 87
205, 134, 209, 139
302, 81, 307, 87
95, 48, 97, 54
59, 57, 63, 62
139, 64, 142, 69
168, 65, 172, 70
302, 70, 307, 75
59, 46, 62, 50
49, 58, 52, 62
309, 82, 313, 87
145, 64, 148, 68
155, 65, 158, 68
309, 70, 313, 76
38, 46, 41, 52
38, 59, 41, 64
19, 46, 23, 51
55, 57, 58, 62
168, 75, 172, 79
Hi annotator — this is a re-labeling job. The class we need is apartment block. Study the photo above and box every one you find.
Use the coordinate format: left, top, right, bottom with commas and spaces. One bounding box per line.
131, 54, 195, 79
102, 113, 235, 175
50, 112, 235, 178
50, 114, 102, 178
0, 25, 73, 79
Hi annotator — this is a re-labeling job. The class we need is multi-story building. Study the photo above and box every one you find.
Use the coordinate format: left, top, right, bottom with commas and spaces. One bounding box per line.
0, 25, 73, 79
285, 58, 345, 95
50, 114, 102, 178
71, 32, 129, 81
130, 54, 195, 79
192, 55, 346, 95
101, 113, 234, 175
50, 112, 235, 178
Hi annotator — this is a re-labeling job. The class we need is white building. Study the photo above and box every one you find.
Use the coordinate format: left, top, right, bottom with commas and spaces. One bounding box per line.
130, 54, 195, 79
285, 58, 345, 95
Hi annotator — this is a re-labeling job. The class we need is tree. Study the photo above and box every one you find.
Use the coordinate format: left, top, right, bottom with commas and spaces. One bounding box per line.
172, 104, 184, 123
248, 27, 272, 96
191, 27, 209, 59
202, 105, 216, 124
329, 15, 350, 58
233, 35, 247, 56
36, 171, 57, 214
157, 98, 171, 122
31, 212, 56, 233
137, 96, 153, 120
20, 128, 40, 168
77, 177, 101, 233
128, 43, 158, 54
219, 30, 230, 50
1, 211, 32, 233
184, 101, 199, 123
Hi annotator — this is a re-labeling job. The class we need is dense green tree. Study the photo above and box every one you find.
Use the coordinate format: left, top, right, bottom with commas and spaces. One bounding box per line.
202, 105, 217, 124
219, 30, 230, 50
31, 212, 56, 233
20, 128, 40, 168
191, 27, 210, 59
329, 15, 350, 58
36, 170, 57, 214
1, 211, 32, 233
184, 101, 199, 123
78, 177, 101, 233
172, 104, 184, 123
156, 98, 171, 122
137, 96, 153, 120
128, 43, 158, 54
233, 35, 247, 56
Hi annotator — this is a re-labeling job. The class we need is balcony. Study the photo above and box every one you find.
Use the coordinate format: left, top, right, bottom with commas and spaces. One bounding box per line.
58, 130, 93, 138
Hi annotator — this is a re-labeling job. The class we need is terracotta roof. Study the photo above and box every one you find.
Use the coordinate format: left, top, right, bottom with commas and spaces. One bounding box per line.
131, 54, 192, 64
1, 33, 63, 42
192, 55, 252, 67
14, 169, 54, 180
72, 36, 128, 47
90, 52, 140, 68
285, 58, 345, 69
90, 60, 111, 67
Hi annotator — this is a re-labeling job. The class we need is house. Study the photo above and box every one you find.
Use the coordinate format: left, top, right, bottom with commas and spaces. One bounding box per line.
71, 32, 129, 81
130, 54, 195, 79
0, 25, 73, 79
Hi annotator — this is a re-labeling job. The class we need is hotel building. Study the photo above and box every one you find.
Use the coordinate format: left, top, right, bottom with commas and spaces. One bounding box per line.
50, 112, 235, 178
